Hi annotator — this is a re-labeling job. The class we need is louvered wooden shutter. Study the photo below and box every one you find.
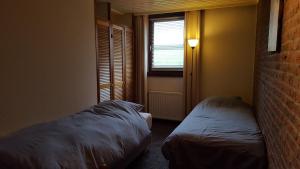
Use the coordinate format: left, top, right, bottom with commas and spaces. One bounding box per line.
112, 25, 125, 100
96, 21, 112, 102
124, 28, 135, 101
96, 21, 135, 102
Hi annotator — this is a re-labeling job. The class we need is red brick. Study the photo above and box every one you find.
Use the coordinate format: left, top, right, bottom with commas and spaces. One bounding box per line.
255, 0, 300, 168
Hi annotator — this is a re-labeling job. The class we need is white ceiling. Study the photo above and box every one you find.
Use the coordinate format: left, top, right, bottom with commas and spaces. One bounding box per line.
98, 0, 258, 15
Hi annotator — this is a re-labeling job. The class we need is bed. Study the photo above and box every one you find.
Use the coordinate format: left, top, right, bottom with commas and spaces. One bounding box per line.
0, 100, 151, 169
161, 97, 267, 169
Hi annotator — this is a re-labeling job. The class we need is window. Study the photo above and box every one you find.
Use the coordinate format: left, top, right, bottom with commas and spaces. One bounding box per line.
148, 13, 185, 77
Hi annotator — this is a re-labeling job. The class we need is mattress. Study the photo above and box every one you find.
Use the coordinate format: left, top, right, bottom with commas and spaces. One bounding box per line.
161, 97, 267, 169
0, 100, 151, 169
139, 112, 152, 129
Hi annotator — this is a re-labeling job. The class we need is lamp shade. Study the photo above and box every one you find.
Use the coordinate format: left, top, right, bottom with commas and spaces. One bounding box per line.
188, 39, 199, 48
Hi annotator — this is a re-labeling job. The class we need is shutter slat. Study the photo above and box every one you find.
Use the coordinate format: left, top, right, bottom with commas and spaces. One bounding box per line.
97, 23, 111, 102
125, 29, 135, 101
113, 27, 124, 100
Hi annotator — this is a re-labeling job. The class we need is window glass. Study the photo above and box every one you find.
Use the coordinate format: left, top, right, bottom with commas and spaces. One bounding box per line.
152, 20, 184, 69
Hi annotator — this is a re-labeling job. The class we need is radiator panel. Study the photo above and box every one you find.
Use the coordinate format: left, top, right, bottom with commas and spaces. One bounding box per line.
148, 91, 185, 121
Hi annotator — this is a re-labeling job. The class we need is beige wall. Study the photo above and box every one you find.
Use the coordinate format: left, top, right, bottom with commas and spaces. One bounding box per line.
0, 0, 97, 136
111, 12, 133, 27
148, 77, 183, 92
200, 5, 257, 104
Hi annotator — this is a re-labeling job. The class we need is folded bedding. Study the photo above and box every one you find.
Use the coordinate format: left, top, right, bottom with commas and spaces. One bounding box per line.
0, 100, 151, 169
139, 112, 152, 129
162, 97, 267, 169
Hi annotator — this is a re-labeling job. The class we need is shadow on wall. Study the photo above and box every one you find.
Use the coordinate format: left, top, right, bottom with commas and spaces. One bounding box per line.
0, 0, 97, 136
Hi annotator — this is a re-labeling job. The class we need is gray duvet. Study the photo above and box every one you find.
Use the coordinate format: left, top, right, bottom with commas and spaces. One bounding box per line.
162, 97, 267, 169
0, 100, 151, 169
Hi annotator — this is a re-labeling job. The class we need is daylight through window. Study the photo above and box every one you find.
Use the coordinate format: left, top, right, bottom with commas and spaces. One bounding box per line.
149, 13, 185, 76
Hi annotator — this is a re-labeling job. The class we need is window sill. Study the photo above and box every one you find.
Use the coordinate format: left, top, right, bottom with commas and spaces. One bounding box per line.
147, 71, 183, 77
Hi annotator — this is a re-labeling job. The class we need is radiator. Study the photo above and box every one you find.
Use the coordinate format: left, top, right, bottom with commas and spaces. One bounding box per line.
148, 91, 185, 121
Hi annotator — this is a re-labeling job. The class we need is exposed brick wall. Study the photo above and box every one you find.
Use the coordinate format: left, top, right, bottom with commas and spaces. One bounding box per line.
254, 0, 300, 169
